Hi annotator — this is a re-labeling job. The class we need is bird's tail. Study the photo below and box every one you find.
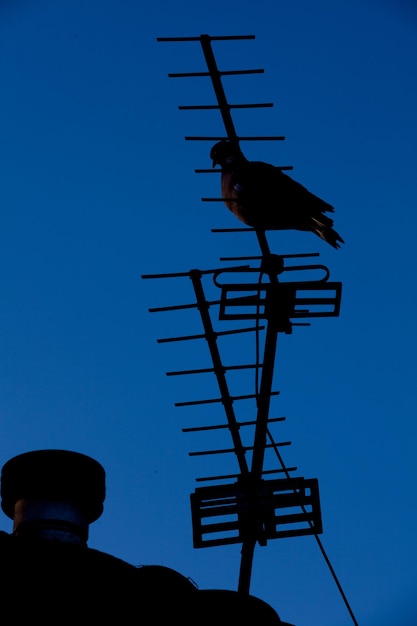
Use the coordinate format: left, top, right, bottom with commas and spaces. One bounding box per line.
310, 217, 344, 249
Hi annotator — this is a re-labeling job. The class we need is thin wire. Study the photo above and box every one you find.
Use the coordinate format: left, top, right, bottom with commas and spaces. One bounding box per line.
266, 429, 359, 626
254, 270, 264, 400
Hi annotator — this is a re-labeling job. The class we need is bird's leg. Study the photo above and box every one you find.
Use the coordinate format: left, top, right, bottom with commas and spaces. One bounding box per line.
254, 229, 271, 258
255, 230, 284, 278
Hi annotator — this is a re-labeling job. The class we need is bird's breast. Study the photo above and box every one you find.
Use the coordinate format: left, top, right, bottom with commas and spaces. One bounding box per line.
220, 171, 257, 226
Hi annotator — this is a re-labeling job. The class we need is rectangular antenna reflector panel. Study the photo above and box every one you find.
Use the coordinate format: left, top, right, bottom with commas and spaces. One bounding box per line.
190, 477, 322, 548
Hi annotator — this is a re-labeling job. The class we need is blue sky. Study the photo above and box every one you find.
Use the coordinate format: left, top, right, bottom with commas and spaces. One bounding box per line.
1, 1, 416, 624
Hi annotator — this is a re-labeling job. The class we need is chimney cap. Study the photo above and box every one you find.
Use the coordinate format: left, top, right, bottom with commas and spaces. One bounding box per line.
0, 449, 106, 523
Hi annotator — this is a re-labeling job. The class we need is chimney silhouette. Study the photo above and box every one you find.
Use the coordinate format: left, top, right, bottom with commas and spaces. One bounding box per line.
0, 449, 291, 624
1, 449, 105, 545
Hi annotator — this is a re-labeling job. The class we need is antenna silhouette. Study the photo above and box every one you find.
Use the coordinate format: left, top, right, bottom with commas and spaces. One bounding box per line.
144, 34, 358, 626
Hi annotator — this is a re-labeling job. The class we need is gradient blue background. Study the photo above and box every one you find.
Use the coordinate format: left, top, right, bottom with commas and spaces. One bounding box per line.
1, 1, 416, 624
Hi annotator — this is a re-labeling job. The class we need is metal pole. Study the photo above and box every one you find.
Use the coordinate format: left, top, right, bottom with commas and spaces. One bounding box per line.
189, 270, 249, 476
199, 35, 238, 143
238, 230, 281, 593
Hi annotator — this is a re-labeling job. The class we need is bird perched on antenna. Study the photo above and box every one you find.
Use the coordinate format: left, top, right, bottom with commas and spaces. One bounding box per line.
210, 140, 344, 249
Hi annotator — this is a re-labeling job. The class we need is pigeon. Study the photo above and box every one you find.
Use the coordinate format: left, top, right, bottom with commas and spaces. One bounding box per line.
210, 140, 344, 249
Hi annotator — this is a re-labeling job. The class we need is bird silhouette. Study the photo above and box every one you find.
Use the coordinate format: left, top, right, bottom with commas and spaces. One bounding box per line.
210, 141, 344, 249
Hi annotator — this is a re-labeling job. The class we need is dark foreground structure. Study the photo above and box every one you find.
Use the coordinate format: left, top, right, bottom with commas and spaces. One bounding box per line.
0, 449, 292, 624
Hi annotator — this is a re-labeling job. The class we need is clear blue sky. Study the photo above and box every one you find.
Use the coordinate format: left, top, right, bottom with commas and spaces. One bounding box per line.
1, 1, 416, 625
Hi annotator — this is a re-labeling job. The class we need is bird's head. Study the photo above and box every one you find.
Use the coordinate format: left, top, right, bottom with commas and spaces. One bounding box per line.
210, 141, 244, 168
